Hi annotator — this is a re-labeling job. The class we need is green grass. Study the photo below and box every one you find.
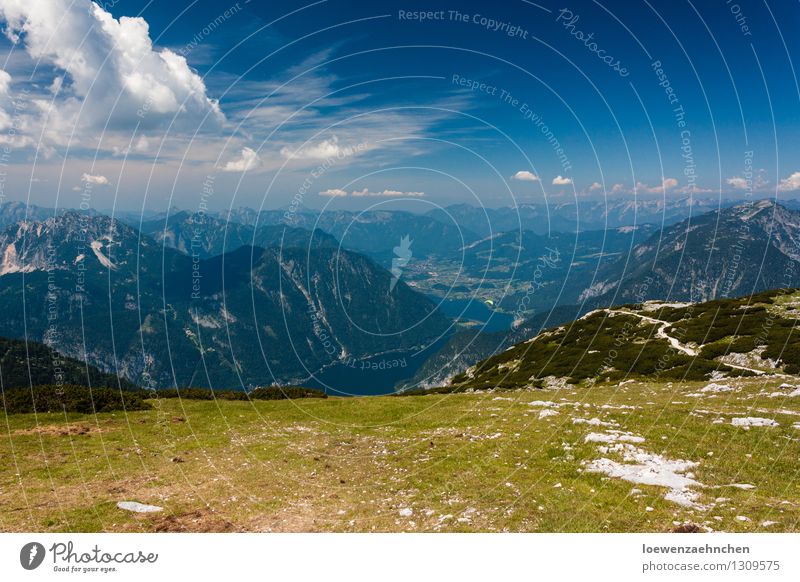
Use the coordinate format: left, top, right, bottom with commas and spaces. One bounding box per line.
2, 376, 799, 532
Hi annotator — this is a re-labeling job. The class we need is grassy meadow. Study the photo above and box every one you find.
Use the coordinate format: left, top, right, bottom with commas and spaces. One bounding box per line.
2, 375, 799, 532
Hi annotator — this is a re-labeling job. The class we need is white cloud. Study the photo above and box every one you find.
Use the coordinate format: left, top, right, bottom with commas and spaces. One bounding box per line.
777, 171, 800, 192
611, 183, 625, 193
0, 69, 10, 94
319, 188, 347, 197
0, 0, 223, 142
81, 173, 109, 185
511, 170, 539, 182
589, 182, 602, 190
662, 177, 678, 190
552, 175, 573, 185
726, 176, 749, 189
351, 188, 424, 197
636, 177, 678, 194
222, 147, 260, 172
0, 69, 11, 130
281, 136, 346, 161
112, 135, 151, 156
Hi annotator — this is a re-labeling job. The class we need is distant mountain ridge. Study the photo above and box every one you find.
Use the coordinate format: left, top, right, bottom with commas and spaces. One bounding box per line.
425, 197, 748, 236
587, 200, 800, 305
0, 211, 451, 390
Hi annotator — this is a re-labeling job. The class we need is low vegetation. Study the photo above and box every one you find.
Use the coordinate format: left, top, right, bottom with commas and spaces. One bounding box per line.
1, 384, 150, 414
1, 375, 798, 532
1, 290, 798, 533
0, 337, 139, 391
450, 289, 799, 390
154, 386, 327, 401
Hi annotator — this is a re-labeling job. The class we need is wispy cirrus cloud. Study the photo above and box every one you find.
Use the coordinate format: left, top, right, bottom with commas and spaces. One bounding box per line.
319, 187, 424, 198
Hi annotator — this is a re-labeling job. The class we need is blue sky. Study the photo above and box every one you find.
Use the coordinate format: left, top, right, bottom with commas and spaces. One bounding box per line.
0, 0, 798, 211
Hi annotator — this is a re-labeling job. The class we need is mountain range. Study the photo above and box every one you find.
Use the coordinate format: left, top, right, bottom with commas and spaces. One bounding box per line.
0, 211, 449, 391
0, 198, 798, 393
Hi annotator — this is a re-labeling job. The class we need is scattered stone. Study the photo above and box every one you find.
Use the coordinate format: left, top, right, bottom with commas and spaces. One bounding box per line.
117, 501, 163, 513
585, 432, 645, 444
700, 383, 734, 393
731, 417, 779, 428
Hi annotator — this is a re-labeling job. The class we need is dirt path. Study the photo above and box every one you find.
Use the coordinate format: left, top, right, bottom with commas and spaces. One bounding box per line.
608, 309, 784, 377
607, 310, 698, 356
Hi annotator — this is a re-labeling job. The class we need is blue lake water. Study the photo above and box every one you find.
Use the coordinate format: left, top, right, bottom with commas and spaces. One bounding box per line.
303, 337, 450, 396
431, 297, 514, 333
303, 299, 512, 396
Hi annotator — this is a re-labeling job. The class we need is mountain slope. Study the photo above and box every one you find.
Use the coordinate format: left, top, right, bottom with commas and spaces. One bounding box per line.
139, 210, 338, 259
401, 223, 656, 314
0, 213, 451, 390
0, 336, 137, 391
586, 200, 800, 305
447, 288, 800, 390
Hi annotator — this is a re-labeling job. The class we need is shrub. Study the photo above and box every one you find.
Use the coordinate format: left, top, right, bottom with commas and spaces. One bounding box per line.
1, 384, 151, 414
152, 386, 327, 401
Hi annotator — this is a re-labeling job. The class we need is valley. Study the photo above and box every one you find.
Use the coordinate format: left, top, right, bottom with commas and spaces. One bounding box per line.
0, 198, 799, 395
1, 198, 799, 533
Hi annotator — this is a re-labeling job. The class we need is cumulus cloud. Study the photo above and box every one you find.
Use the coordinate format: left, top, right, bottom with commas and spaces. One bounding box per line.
319, 188, 347, 197
81, 173, 109, 185
726, 176, 749, 189
589, 182, 602, 190
222, 147, 260, 172
552, 175, 573, 185
0, 0, 223, 141
511, 170, 539, 182
636, 177, 678, 194
777, 171, 800, 192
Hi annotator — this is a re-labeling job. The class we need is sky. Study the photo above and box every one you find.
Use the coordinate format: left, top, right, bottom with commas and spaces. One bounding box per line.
0, 0, 798, 212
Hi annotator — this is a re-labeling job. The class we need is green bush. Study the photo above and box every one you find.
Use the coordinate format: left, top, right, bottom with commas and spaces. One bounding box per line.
1, 384, 151, 414
152, 385, 327, 401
